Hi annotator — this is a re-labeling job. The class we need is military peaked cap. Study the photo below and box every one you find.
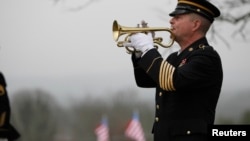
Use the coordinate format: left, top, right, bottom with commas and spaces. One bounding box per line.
169, 0, 220, 23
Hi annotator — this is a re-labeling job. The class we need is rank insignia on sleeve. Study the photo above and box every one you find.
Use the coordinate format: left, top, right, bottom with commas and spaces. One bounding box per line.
0, 85, 5, 96
179, 58, 187, 67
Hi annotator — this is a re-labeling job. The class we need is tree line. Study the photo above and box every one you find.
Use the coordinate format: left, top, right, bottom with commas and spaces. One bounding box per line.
9, 88, 250, 141
10, 89, 154, 141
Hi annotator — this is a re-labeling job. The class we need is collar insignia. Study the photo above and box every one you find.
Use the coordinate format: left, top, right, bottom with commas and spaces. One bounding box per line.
179, 58, 187, 67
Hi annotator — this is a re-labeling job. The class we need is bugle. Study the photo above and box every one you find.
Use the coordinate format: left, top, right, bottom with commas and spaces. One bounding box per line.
112, 20, 175, 53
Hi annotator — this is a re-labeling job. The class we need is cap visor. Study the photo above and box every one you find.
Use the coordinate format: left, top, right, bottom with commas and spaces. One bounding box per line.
169, 9, 190, 16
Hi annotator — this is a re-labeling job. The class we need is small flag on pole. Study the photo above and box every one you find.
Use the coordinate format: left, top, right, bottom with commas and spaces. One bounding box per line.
125, 111, 146, 141
95, 116, 109, 141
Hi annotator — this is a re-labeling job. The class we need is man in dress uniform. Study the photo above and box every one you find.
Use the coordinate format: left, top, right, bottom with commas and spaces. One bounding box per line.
0, 72, 20, 141
124, 0, 223, 140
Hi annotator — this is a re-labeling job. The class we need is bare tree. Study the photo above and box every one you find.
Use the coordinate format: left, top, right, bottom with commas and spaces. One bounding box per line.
218, 0, 250, 24
51, 0, 250, 47
11, 89, 60, 141
52, 0, 250, 24
210, 0, 250, 45
51, 0, 102, 11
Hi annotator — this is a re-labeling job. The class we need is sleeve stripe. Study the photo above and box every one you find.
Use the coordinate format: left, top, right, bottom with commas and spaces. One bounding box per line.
163, 62, 167, 90
169, 66, 175, 91
165, 63, 171, 90
146, 57, 161, 73
159, 61, 176, 91
159, 61, 165, 89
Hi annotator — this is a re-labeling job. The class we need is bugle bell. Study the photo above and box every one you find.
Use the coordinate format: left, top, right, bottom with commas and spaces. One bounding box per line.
112, 20, 175, 53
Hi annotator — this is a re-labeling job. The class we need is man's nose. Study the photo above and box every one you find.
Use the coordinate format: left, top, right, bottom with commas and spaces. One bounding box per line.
169, 17, 174, 25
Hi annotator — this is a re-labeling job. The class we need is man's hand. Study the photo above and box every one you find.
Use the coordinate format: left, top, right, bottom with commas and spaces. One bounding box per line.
123, 32, 154, 55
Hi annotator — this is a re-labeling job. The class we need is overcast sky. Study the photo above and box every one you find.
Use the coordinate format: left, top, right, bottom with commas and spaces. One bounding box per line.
0, 0, 250, 103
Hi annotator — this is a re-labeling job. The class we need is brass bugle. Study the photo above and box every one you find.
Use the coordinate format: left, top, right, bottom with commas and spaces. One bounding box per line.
112, 20, 175, 53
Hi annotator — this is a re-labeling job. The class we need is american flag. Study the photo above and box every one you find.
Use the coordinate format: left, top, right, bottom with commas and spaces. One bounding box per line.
95, 116, 109, 141
125, 111, 146, 141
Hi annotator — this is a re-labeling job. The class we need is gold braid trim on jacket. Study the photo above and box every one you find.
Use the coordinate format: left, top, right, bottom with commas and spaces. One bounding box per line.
159, 61, 176, 91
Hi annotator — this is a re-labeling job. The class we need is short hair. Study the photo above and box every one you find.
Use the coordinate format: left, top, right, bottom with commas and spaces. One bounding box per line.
189, 13, 211, 34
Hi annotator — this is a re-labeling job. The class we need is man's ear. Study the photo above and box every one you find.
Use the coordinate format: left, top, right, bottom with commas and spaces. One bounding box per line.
192, 19, 201, 32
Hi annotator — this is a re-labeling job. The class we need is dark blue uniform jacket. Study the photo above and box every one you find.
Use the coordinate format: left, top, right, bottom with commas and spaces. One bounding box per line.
132, 37, 223, 141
